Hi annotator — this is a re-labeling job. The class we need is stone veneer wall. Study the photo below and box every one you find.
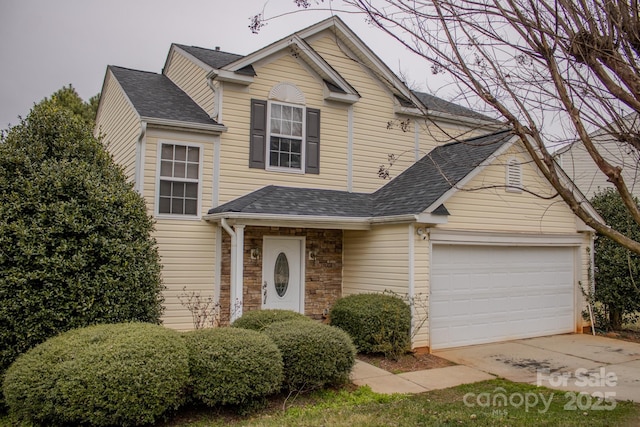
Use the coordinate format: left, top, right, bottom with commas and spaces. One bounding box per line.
219, 226, 343, 324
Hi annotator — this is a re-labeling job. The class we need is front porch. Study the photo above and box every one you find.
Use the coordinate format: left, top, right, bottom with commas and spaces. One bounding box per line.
217, 226, 343, 324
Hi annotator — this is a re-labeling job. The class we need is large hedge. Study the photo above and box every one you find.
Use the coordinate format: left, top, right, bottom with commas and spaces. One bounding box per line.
591, 188, 640, 329
184, 327, 283, 407
0, 104, 164, 387
263, 320, 356, 391
231, 309, 311, 331
330, 293, 411, 359
2, 323, 189, 426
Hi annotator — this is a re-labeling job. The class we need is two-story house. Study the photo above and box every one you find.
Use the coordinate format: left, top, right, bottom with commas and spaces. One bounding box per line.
95, 16, 595, 350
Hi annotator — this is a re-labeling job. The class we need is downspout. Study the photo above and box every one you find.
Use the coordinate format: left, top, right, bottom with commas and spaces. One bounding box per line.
220, 218, 244, 321
135, 121, 147, 194
207, 73, 221, 122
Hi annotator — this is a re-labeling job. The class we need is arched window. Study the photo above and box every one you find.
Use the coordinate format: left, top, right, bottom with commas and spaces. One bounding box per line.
249, 82, 320, 174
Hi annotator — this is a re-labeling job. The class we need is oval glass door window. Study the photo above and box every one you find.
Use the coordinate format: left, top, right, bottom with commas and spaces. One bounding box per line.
274, 252, 289, 297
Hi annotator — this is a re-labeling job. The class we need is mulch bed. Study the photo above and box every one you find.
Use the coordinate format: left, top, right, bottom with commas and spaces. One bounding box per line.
357, 351, 455, 374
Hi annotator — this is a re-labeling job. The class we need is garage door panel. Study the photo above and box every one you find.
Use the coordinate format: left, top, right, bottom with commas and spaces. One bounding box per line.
431, 245, 575, 349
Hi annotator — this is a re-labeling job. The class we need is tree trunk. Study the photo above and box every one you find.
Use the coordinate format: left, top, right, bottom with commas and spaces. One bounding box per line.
609, 307, 623, 330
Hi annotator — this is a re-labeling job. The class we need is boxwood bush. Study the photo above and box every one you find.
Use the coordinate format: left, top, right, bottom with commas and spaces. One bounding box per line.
329, 293, 411, 359
2, 323, 189, 426
183, 327, 283, 407
263, 320, 356, 391
231, 309, 311, 331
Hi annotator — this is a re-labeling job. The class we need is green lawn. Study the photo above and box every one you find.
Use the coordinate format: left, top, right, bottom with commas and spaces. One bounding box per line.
160, 379, 639, 427
2, 379, 638, 426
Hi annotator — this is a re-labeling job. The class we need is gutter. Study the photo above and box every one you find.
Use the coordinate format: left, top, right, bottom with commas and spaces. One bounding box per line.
204, 212, 448, 228
142, 117, 227, 134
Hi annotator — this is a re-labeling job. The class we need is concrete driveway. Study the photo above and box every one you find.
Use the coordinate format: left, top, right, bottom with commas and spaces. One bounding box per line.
433, 334, 640, 402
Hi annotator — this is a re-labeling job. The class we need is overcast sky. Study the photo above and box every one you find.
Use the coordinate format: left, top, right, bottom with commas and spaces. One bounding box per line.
0, 0, 449, 130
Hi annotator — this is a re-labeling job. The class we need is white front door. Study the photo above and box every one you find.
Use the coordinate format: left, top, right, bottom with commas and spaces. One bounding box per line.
262, 236, 304, 312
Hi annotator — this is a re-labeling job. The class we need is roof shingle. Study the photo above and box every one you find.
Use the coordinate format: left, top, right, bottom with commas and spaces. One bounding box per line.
208, 130, 514, 219
108, 66, 219, 126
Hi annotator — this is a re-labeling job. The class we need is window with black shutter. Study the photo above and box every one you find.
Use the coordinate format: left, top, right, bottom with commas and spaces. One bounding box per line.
249, 98, 320, 174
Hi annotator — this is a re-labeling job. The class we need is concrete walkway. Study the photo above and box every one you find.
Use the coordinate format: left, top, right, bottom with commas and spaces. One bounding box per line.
350, 359, 495, 394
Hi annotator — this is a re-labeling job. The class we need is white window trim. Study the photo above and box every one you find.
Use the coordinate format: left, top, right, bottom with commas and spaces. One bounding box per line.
265, 100, 306, 174
505, 157, 523, 193
155, 140, 204, 220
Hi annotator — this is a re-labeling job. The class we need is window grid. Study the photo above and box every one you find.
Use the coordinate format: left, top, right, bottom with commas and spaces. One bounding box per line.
158, 143, 200, 216
269, 102, 304, 169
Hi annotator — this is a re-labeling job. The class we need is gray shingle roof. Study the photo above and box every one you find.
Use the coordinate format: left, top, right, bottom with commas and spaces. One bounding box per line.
208, 186, 372, 217
174, 44, 256, 76
412, 91, 497, 121
208, 130, 514, 218
108, 66, 219, 126
172, 44, 492, 120
371, 130, 513, 216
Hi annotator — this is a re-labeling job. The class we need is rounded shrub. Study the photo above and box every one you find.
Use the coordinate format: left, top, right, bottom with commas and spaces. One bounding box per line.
231, 309, 311, 331
2, 322, 189, 426
329, 293, 411, 359
183, 327, 283, 407
263, 320, 356, 391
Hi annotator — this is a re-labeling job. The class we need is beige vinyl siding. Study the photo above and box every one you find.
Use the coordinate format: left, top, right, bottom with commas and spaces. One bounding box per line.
164, 49, 214, 116
217, 53, 350, 203
442, 144, 578, 233
343, 224, 431, 348
310, 35, 417, 192
143, 131, 217, 330
95, 71, 140, 181
343, 224, 410, 296
560, 141, 640, 199
155, 220, 217, 330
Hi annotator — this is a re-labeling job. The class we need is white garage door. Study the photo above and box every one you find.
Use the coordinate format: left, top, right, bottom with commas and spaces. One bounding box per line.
430, 244, 575, 349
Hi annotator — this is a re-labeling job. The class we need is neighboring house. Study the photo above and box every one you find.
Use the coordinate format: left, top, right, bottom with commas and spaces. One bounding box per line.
95, 16, 596, 350
556, 113, 640, 199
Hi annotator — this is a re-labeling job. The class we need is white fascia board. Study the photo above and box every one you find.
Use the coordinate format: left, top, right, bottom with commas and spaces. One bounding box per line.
429, 229, 585, 246
369, 214, 448, 225
204, 212, 371, 230
295, 16, 423, 108
424, 135, 519, 213
393, 105, 426, 117
143, 117, 227, 134
394, 104, 503, 129
323, 89, 360, 104
209, 69, 254, 85
222, 36, 296, 72
291, 36, 359, 98
222, 34, 357, 98
204, 212, 448, 229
